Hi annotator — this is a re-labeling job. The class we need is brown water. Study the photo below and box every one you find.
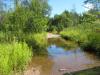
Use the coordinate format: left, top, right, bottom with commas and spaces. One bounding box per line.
25, 38, 100, 75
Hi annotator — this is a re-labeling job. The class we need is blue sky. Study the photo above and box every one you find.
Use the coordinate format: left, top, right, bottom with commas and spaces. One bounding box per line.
48, 0, 86, 17
4, 0, 90, 16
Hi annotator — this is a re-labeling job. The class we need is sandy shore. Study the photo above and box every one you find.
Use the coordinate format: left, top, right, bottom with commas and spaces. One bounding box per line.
47, 33, 60, 38
24, 66, 41, 75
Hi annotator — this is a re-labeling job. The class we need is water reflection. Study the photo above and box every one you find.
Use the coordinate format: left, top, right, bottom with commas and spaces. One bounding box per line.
25, 38, 100, 75
47, 39, 100, 75
48, 45, 66, 56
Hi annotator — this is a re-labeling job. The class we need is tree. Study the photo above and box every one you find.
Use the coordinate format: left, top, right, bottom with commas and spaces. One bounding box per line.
0, 0, 4, 13
23, 0, 50, 33
2, 0, 50, 34
79, 13, 96, 24
84, 0, 100, 19
84, 0, 100, 11
0, 0, 6, 14
47, 10, 74, 32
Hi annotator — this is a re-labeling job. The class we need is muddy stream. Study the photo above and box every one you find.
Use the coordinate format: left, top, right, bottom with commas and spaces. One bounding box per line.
24, 37, 100, 75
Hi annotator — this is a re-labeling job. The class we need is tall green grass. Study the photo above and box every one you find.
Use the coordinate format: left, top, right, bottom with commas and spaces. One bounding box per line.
60, 24, 100, 55
25, 32, 48, 55
60, 27, 89, 42
0, 31, 48, 55
0, 41, 32, 75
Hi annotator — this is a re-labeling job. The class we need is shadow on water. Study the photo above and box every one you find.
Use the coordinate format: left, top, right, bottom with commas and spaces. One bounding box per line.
25, 38, 100, 75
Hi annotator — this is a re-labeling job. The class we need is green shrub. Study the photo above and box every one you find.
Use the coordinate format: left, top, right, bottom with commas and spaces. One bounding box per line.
25, 32, 47, 55
0, 31, 48, 55
60, 27, 89, 43
0, 41, 32, 75
60, 25, 100, 55
81, 32, 100, 55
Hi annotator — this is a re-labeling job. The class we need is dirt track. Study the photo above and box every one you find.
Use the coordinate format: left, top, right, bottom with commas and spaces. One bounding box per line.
47, 33, 60, 38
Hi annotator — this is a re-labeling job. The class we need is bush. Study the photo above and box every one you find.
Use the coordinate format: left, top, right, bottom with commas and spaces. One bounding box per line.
60, 27, 89, 43
0, 41, 32, 75
60, 25, 100, 55
25, 32, 47, 55
81, 32, 100, 55
0, 31, 25, 43
0, 31, 48, 56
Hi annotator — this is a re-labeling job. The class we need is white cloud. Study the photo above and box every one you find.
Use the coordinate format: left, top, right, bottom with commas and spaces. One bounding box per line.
83, 3, 94, 11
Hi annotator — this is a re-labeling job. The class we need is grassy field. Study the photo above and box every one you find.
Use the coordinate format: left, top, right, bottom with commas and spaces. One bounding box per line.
64, 67, 100, 75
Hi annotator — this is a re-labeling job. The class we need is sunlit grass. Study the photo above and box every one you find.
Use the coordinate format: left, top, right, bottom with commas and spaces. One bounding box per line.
60, 24, 100, 55
25, 32, 48, 55
0, 41, 32, 75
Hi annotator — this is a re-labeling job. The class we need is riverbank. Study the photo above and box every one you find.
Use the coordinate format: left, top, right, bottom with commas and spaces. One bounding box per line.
23, 56, 53, 75
24, 66, 41, 75
64, 67, 100, 75
60, 26, 100, 56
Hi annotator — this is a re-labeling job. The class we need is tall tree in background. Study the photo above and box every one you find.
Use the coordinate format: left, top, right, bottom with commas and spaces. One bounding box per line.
84, 0, 100, 19
84, 0, 100, 11
0, 0, 4, 13
47, 10, 80, 32
2, 0, 51, 34
0, 0, 6, 14
71, 5, 80, 26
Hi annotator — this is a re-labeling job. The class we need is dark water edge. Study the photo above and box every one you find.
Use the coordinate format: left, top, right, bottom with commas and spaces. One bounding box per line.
64, 67, 100, 75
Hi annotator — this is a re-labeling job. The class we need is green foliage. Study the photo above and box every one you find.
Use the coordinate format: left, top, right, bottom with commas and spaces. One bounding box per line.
0, 0, 50, 58
2, 8, 48, 34
47, 10, 80, 32
84, 0, 100, 11
79, 13, 97, 24
1, 0, 51, 34
24, 15, 48, 33
60, 23, 100, 55
81, 32, 100, 55
0, 0, 50, 74
51, 2, 100, 57
25, 33, 48, 55
0, 0, 50, 55
0, 41, 32, 75
60, 27, 89, 42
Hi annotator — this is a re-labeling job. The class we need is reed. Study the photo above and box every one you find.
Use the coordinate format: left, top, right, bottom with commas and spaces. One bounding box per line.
0, 41, 32, 75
